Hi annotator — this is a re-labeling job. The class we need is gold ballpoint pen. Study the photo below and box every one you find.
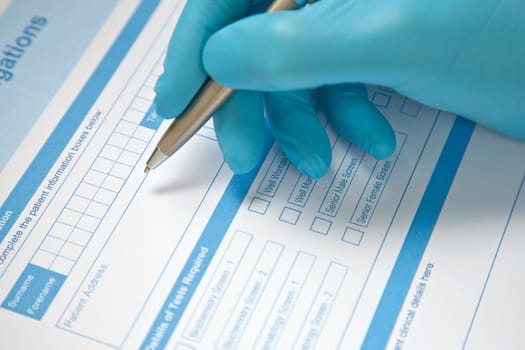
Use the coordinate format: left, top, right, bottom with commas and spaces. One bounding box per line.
144, 0, 314, 172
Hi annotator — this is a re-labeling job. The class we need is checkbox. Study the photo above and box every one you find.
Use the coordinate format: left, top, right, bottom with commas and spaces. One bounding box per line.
94, 188, 116, 205
76, 183, 98, 199
76, 214, 100, 232
115, 120, 136, 136
110, 163, 132, 179
51, 256, 74, 275
50, 222, 73, 240
123, 109, 143, 124
102, 175, 124, 192
32, 250, 55, 268
99, 144, 121, 161
279, 207, 301, 225
248, 197, 270, 215
342, 227, 364, 246
85, 201, 108, 218
59, 208, 81, 226
133, 127, 155, 142
310, 217, 332, 235
92, 157, 114, 173
67, 195, 90, 213
107, 133, 129, 148
118, 150, 140, 166
60, 242, 83, 260
41, 236, 64, 254
371, 92, 391, 108
69, 228, 91, 246
400, 97, 422, 117
127, 138, 147, 153
84, 169, 106, 187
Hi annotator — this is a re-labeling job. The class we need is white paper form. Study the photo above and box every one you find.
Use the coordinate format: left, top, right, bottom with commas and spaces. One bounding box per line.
1, 1, 524, 349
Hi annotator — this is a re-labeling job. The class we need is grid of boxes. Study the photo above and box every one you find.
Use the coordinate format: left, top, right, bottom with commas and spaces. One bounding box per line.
30, 60, 164, 276
247, 177, 367, 245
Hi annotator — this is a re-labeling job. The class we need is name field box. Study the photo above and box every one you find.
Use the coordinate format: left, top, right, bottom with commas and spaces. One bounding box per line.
217, 241, 284, 349
256, 251, 316, 349
183, 231, 253, 342
293, 262, 348, 350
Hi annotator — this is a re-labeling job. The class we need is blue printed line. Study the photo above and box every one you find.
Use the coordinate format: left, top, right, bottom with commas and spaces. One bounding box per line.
141, 135, 274, 349
361, 117, 474, 349
350, 132, 408, 228
292, 262, 348, 349
218, 241, 284, 348
0, 0, 161, 243
336, 110, 441, 350
181, 231, 253, 342
462, 174, 525, 348
254, 251, 316, 347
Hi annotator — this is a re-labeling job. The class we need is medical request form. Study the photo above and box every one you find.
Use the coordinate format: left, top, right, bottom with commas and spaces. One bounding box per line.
1, 1, 524, 349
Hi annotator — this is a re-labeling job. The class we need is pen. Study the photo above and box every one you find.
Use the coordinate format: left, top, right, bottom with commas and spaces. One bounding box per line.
144, 0, 314, 172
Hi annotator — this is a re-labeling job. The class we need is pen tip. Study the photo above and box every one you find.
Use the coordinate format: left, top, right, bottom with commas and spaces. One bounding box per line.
144, 166, 150, 173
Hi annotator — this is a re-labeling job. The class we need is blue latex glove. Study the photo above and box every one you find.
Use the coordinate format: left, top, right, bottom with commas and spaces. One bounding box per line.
154, 0, 395, 178
155, 0, 525, 177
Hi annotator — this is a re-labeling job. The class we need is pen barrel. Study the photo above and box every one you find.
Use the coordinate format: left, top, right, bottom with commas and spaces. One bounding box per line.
267, 0, 301, 12
267, 0, 314, 12
157, 79, 233, 156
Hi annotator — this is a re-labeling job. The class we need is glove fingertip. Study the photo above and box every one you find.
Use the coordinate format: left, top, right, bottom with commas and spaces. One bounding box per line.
223, 152, 259, 174
350, 124, 396, 161
370, 137, 396, 160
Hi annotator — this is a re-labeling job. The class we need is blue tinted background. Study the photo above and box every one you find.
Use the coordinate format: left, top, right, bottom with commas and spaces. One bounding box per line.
0, 0, 118, 170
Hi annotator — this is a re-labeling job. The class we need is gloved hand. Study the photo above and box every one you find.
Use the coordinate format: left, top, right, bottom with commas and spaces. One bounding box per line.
155, 0, 525, 178
154, 0, 396, 178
